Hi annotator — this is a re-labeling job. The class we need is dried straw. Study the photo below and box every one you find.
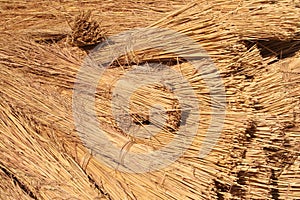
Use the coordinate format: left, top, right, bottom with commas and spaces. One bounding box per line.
0, 0, 300, 199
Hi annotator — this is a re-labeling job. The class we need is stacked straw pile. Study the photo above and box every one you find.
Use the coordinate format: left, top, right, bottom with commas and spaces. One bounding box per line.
0, 0, 300, 199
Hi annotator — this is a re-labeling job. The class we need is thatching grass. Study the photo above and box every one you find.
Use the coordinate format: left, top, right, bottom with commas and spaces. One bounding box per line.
0, 168, 35, 200
0, 0, 300, 199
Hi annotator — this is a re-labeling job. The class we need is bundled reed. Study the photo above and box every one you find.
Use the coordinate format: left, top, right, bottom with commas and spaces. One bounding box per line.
0, 0, 300, 199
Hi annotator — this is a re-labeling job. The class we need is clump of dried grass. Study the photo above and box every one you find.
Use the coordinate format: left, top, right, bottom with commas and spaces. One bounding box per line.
69, 11, 106, 47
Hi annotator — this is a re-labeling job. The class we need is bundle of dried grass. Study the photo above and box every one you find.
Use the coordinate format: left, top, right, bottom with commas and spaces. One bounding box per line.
0, 39, 219, 199
0, 0, 185, 41
0, 0, 300, 199
0, 100, 107, 199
